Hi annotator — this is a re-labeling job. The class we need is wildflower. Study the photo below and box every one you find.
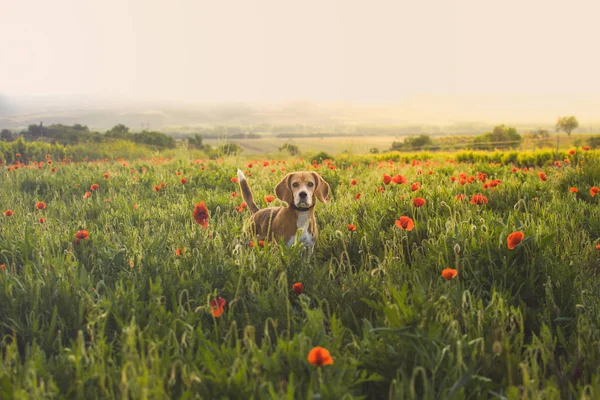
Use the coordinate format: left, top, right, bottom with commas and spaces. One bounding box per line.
391, 174, 407, 184
454, 194, 465, 202
180, 178, 188, 184
570, 187, 578, 193
507, 231, 524, 250
35, 201, 47, 210
0, 264, 5, 271
4, 210, 13, 217
470, 194, 488, 205
210, 297, 226, 317
411, 182, 420, 191
248, 241, 255, 248
193, 202, 209, 228
596, 244, 600, 250
83, 192, 91, 199
395, 216, 415, 231
383, 173, 392, 185
75, 230, 89, 245
231, 192, 238, 197
568, 149, 576, 156
292, 282, 304, 295
176, 171, 182, 176
347, 224, 356, 231
38, 218, 46, 224
175, 248, 184, 256
413, 197, 426, 207
355, 192, 361, 200
377, 186, 385, 193
103, 173, 110, 179
450, 176, 456, 182
307, 347, 334, 366
590, 187, 599, 197
441, 268, 458, 280
153, 185, 161, 192
538, 172, 547, 182
258, 240, 265, 248
583, 146, 591, 151
90, 183, 99, 191
265, 195, 275, 203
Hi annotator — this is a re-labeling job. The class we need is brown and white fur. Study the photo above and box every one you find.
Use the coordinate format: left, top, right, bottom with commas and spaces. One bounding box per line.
237, 169, 330, 247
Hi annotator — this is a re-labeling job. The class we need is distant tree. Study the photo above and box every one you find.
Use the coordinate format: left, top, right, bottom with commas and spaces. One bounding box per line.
218, 143, 242, 155
0, 129, 13, 142
473, 125, 522, 150
132, 131, 176, 150
391, 135, 436, 151
106, 124, 131, 139
556, 116, 579, 137
279, 143, 299, 155
369, 147, 379, 154
555, 116, 579, 158
588, 135, 600, 149
188, 134, 205, 150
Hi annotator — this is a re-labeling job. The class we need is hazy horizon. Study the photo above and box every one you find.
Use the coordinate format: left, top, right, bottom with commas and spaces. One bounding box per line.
2, 0, 600, 127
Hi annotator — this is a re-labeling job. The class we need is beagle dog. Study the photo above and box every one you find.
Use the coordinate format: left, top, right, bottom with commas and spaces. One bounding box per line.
237, 169, 330, 247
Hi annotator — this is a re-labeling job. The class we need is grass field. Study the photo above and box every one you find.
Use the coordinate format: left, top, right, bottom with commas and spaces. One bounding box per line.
2, 148, 600, 399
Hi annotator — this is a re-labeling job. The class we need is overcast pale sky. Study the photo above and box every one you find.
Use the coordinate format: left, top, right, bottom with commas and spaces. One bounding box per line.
1, 0, 599, 103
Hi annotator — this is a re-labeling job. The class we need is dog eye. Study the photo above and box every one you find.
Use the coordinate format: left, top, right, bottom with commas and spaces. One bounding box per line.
292, 182, 299, 188
307, 182, 314, 187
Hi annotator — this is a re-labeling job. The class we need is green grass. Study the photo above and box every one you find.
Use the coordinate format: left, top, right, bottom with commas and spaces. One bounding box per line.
1, 149, 600, 399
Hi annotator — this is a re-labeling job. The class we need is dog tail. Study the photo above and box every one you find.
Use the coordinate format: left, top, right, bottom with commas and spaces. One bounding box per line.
237, 169, 259, 214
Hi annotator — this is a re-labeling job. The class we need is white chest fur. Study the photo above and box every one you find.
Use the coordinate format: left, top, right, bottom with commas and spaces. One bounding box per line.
287, 211, 314, 247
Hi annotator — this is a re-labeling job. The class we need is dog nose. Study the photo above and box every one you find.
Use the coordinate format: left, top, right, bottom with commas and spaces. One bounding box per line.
299, 191, 307, 198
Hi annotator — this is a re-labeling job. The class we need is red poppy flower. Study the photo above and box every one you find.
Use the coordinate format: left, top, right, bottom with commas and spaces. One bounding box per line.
355, 193, 361, 200
248, 241, 255, 247
258, 240, 265, 248
231, 192, 238, 197
176, 171, 182, 176
210, 296, 226, 317
0, 264, 5, 271
4, 210, 13, 217
90, 183, 99, 191
413, 197, 426, 207
507, 231, 524, 250
350, 179, 358, 186
103, 173, 110, 179
153, 185, 161, 192
83, 192, 91, 199
596, 244, 600, 250
35, 201, 47, 210
391, 174, 407, 184
75, 230, 89, 240
307, 347, 333, 366
292, 282, 304, 295
583, 146, 591, 151
377, 186, 385, 193
568, 149, 576, 155
265, 195, 275, 203
38, 218, 46, 224
538, 172, 547, 182
591, 187, 599, 197
570, 187, 578, 193
450, 176, 457, 182
411, 182, 420, 191
395, 216, 415, 231
175, 248, 184, 256
441, 268, 457, 280
383, 173, 392, 185
180, 178, 188, 184
51, 168, 56, 172
470, 194, 488, 205
193, 202, 209, 228
347, 224, 356, 231
454, 194, 465, 202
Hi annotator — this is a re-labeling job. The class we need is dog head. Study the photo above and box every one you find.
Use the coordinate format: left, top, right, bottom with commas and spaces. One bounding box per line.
275, 171, 329, 209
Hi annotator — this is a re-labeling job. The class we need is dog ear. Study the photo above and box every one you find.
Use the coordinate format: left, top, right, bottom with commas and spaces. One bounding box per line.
275, 173, 294, 204
311, 172, 330, 203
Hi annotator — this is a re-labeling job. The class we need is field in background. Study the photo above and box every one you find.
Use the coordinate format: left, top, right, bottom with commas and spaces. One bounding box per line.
204, 133, 595, 155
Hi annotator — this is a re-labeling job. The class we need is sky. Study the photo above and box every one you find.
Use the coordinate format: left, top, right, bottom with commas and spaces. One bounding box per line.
1, 0, 600, 107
